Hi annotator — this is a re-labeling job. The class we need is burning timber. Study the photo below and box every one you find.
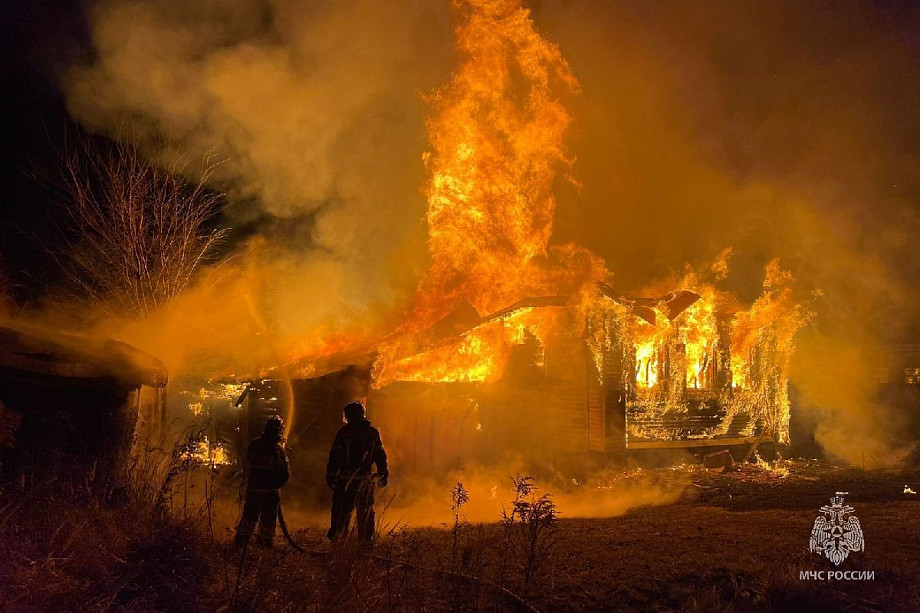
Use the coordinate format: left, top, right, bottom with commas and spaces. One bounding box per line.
234, 273, 803, 479
229, 1, 808, 479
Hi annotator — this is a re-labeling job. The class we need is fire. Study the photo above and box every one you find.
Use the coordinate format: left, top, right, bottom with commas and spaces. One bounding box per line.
328, 0, 809, 451
376, 332, 497, 385
409, 0, 606, 330
634, 338, 659, 388
680, 288, 719, 390
372, 0, 606, 386
374, 305, 563, 387
614, 281, 720, 393
188, 436, 232, 467
724, 260, 812, 443
582, 260, 808, 445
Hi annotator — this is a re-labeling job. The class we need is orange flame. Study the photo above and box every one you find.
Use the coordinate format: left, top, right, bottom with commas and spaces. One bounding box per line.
374, 306, 564, 387
338, 1, 807, 449
410, 0, 604, 329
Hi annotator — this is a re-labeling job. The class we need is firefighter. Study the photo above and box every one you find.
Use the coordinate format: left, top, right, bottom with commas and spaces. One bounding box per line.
234, 415, 290, 548
326, 401, 388, 545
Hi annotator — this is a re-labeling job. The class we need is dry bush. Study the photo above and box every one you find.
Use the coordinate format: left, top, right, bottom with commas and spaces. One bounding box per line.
498, 475, 559, 594
0, 423, 237, 612
47, 136, 226, 318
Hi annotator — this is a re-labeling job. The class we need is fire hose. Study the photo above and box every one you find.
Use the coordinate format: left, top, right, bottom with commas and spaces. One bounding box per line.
276, 472, 385, 553
276, 500, 306, 553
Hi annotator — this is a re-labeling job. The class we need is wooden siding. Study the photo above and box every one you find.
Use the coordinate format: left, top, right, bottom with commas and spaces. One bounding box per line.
586, 364, 606, 453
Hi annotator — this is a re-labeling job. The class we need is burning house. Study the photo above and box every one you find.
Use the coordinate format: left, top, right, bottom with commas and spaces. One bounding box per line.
233, 262, 802, 484
232, 0, 808, 481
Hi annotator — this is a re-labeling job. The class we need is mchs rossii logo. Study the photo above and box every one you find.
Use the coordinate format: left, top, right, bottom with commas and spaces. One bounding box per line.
809, 492, 864, 566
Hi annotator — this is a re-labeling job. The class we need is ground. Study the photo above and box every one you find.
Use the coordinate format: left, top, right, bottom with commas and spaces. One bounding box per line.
2, 460, 919, 611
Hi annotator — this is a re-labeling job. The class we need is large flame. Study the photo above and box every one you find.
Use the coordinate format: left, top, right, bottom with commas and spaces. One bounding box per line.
592, 260, 810, 444
349, 0, 807, 448
726, 260, 812, 443
410, 0, 605, 329
374, 305, 565, 387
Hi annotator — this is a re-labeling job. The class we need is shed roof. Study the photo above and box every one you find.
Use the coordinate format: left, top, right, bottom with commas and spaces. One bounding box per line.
0, 321, 167, 388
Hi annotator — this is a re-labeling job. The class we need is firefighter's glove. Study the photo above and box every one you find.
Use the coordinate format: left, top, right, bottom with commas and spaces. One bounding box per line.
326, 476, 337, 490
378, 473, 388, 489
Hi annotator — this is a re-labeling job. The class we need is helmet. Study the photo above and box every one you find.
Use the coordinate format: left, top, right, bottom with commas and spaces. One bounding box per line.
264, 415, 284, 435
343, 401, 366, 423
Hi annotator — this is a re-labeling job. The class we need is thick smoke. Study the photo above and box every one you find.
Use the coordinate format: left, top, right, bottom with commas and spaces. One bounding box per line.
64, 1, 920, 462
65, 0, 455, 373
533, 1, 920, 464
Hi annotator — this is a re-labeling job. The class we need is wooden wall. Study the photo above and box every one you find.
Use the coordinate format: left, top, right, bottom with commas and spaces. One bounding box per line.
368, 382, 478, 474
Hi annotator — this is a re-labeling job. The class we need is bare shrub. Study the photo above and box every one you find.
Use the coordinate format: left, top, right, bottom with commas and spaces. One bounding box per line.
0, 478, 218, 610
49, 136, 226, 318
450, 481, 469, 574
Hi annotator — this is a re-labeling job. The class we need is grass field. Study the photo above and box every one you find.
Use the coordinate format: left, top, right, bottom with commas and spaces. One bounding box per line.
2, 459, 919, 611
225, 461, 920, 612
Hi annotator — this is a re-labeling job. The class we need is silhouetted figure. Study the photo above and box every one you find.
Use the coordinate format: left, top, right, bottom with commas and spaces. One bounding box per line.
326, 402, 388, 545
234, 415, 290, 548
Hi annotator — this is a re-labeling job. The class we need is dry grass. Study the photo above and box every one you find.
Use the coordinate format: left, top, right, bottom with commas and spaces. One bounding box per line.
0, 431, 230, 612
0, 484, 218, 611
2, 455, 919, 612
210, 462, 920, 612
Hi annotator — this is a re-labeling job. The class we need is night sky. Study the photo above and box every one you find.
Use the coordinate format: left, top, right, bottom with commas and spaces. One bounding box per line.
1, 0, 92, 303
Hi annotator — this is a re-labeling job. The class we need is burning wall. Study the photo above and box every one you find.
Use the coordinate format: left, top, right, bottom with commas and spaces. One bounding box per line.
597, 261, 809, 446
225, 0, 812, 475
368, 256, 805, 470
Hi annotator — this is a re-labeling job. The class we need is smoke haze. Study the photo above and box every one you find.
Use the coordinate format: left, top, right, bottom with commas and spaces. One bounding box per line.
62, 1, 920, 463
66, 0, 456, 358
533, 1, 920, 463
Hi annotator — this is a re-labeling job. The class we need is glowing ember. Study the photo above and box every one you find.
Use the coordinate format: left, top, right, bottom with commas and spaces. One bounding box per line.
189, 436, 232, 467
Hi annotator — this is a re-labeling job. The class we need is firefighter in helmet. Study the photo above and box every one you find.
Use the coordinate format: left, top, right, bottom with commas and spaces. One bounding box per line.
326, 401, 388, 544
234, 415, 290, 548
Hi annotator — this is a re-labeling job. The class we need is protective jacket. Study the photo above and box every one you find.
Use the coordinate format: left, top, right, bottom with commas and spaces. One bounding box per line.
246, 435, 290, 491
326, 418, 388, 485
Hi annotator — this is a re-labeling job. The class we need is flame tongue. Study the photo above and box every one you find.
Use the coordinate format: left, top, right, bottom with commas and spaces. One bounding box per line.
412, 0, 602, 328
368, 1, 807, 451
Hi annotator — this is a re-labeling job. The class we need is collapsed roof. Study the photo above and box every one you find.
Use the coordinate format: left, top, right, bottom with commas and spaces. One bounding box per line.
284, 284, 738, 383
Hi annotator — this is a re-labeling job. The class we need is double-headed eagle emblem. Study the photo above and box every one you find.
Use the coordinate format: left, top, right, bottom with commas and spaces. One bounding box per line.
809, 492, 864, 566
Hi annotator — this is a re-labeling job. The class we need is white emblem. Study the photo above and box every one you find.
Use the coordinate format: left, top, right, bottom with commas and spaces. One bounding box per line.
809, 492, 864, 566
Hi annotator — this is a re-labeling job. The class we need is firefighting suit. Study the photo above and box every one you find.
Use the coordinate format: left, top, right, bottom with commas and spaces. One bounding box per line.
234, 433, 290, 547
326, 418, 388, 543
